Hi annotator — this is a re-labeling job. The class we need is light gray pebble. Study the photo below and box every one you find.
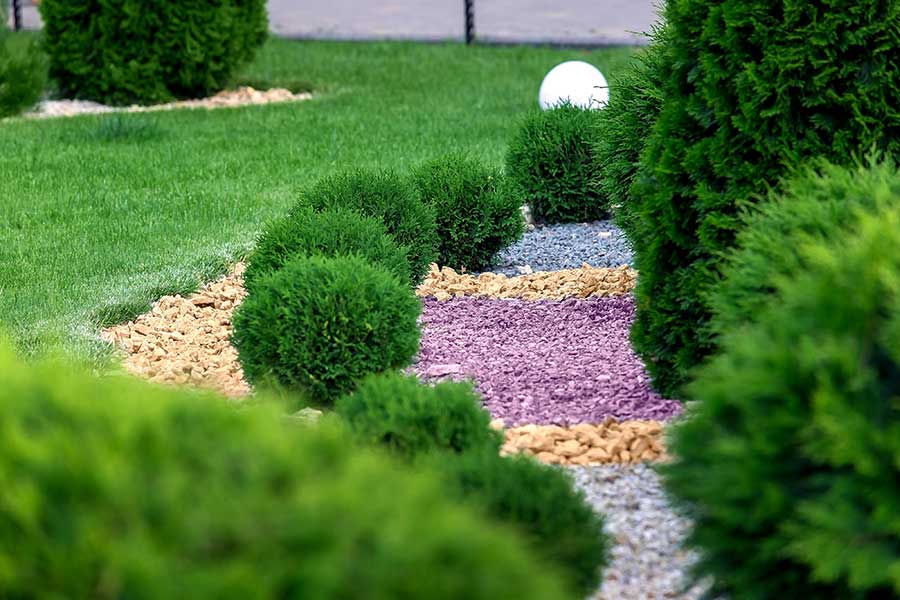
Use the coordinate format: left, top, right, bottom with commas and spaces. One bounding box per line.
486, 221, 634, 276
569, 463, 712, 600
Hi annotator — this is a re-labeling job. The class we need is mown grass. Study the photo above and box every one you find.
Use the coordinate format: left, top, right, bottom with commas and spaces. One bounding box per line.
0, 38, 634, 363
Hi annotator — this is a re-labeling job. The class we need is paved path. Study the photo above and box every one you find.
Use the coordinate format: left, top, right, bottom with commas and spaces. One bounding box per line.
16, 0, 659, 45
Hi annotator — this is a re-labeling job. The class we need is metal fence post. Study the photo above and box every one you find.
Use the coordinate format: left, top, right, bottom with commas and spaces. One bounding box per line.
464, 0, 474, 44
12, 0, 22, 31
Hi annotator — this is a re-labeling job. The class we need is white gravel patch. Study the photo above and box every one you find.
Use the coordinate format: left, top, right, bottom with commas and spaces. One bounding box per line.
570, 463, 711, 600
22, 86, 311, 120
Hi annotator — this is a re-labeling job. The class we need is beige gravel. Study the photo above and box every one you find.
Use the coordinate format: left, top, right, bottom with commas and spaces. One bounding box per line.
417, 264, 637, 301
495, 419, 668, 465
26, 86, 312, 119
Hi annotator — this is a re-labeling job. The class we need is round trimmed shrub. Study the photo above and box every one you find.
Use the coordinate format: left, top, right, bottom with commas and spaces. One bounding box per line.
0, 343, 573, 599
232, 254, 422, 405
243, 206, 411, 290
593, 26, 669, 238
39, 0, 267, 105
0, 32, 47, 118
626, 0, 900, 397
663, 205, 900, 599
412, 153, 524, 271
426, 450, 609, 597
296, 170, 439, 284
336, 373, 502, 458
709, 156, 900, 340
505, 102, 608, 224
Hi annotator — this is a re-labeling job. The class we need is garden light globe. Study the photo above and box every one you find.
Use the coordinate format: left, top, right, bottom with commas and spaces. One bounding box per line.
538, 61, 609, 110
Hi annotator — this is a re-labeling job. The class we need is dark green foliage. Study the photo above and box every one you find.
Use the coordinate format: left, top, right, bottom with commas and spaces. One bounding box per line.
297, 170, 439, 283
0, 343, 573, 599
412, 153, 524, 271
593, 26, 669, 237
39, 0, 267, 105
663, 205, 900, 599
427, 450, 608, 597
336, 373, 502, 458
506, 102, 609, 223
627, 0, 900, 397
709, 157, 900, 340
243, 206, 411, 290
0, 32, 47, 118
232, 254, 421, 406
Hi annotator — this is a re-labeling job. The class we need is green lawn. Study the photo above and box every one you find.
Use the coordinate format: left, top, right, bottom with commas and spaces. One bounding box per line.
0, 38, 634, 364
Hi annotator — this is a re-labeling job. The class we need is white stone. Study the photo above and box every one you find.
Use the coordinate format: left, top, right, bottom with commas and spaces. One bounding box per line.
538, 60, 609, 110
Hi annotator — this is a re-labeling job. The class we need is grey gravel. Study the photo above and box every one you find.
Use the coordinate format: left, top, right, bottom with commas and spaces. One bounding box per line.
569, 464, 711, 600
486, 221, 634, 276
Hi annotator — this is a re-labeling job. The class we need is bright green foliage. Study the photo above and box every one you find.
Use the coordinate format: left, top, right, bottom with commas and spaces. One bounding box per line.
593, 26, 669, 237
628, 0, 900, 397
243, 206, 411, 290
232, 255, 421, 405
412, 153, 523, 271
39, 0, 267, 105
0, 32, 46, 118
336, 373, 502, 458
663, 205, 900, 598
427, 450, 608, 597
297, 170, 439, 284
709, 157, 900, 340
0, 344, 574, 600
506, 102, 608, 223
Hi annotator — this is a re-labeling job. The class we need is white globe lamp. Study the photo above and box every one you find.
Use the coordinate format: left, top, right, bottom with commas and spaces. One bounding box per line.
538, 61, 609, 110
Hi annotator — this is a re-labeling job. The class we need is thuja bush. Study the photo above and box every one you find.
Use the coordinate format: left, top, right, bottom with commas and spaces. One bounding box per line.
0, 344, 572, 599
627, 0, 900, 397
593, 26, 669, 237
427, 449, 609, 597
709, 156, 900, 340
412, 153, 523, 271
663, 206, 900, 599
39, 0, 267, 105
336, 373, 502, 459
297, 170, 439, 283
232, 255, 421, 406
243, 206, 411, 290
0, 32, 47, 118
506, 102, 608, 223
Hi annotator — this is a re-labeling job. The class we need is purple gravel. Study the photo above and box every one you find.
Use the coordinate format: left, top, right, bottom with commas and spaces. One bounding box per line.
412, 296, 682, 425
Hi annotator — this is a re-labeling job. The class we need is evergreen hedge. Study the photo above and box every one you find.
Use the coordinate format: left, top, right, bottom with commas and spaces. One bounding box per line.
627, 0, 900, 396
39, 0, 268, 105
663, 204, 900, 598
0, 344, 572, 599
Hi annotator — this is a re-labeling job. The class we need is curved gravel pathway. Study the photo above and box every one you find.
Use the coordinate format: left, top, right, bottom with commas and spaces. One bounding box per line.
414, 296, 682, 425
487, 221, 634, 276
572, 464, 708, 600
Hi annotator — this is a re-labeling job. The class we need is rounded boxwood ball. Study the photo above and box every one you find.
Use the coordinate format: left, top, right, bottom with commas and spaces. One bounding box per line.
243, 206, 412, 290
296, 169, 439, 284
505, 102, 608, 224
412, 152, 524, 272
336, 373, 502, 459
232, 254, 422, 405
425, 449, 609, 597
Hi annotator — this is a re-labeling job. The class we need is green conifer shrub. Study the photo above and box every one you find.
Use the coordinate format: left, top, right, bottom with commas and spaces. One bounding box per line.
243, 206, 411, 290
627, 0, 900, 397
336, 373, 502, 458
297, 170, 439, 284
0, 32, 46, 118
664, 205, 900, 598
413, 153, 523, 272
0, 343, 573, 599
232, 255, 421, 405
39, 0, 268, 105
506, 102, 608, 223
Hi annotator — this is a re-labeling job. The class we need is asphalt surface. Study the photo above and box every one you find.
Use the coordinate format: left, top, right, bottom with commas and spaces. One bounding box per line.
15, 0, 660, 45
